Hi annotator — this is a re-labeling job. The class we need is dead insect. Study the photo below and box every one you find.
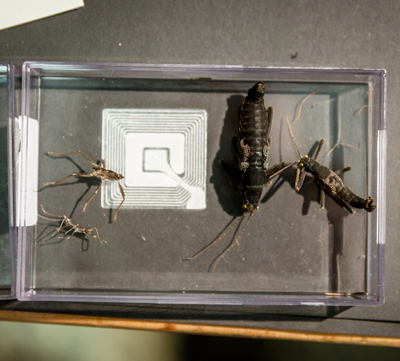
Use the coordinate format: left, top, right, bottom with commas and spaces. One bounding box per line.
43, 150, 125, 221
38, 205, 106, 243
186, 82, 290, 271
286, 117, 376, 214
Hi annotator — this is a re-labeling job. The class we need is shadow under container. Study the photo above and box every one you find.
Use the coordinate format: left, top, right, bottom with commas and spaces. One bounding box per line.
0, 62, 18, 299
17, 62, 386, 306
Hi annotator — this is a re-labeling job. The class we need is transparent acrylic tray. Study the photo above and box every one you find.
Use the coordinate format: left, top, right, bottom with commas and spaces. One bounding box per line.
16, 63, 386, 306
0, 62, 17, 299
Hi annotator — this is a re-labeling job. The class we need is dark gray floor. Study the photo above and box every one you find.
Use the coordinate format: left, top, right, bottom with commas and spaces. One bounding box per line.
1, 0, 400, 337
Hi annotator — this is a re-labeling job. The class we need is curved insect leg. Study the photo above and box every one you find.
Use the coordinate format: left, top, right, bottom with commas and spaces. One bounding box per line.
113, 180, 125, 222
83, 179, 104, 213
313, 138, 325, 161
66, 228, 80, 239
295, 167, 307, 192
43, 173, 94, 186
93, 227, 106, 244
47, 150, 97, 167
52, 217, 68, 236
58, 225, 76, 239
264, 161, 296, 182
335, 167, 351, 176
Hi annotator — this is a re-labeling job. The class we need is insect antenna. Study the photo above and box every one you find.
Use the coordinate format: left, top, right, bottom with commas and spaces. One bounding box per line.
286, 116, 302, 159
210, 212, 254, 273
38, 204, 63, 220
185, 215, 245, 261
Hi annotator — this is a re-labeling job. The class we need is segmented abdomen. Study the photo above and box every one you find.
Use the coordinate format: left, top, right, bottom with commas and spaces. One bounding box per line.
239, 98, 269, 167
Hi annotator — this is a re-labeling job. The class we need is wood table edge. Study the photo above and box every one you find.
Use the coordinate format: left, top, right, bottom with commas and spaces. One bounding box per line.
0, 309, 398, 347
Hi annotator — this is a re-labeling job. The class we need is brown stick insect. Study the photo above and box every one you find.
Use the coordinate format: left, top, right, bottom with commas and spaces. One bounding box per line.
43, 151, 125, 221
38, 205, 106, 244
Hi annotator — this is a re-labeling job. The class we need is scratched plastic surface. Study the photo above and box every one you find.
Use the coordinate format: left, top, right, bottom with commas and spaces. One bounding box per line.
17, 63, 386, 306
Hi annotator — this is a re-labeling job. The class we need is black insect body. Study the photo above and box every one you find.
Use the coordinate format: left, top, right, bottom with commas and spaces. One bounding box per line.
237, 81, 276, 212
186, 82, 288, 271
287, 119, 376, 214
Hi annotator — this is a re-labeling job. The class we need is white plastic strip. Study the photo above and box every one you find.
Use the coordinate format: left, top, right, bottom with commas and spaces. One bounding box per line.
16, 116, 39, 227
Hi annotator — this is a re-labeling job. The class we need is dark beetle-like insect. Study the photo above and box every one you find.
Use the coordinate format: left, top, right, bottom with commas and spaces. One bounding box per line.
186, 82, 289, 271
226, 81, 288, 212
286, 118, 376, 214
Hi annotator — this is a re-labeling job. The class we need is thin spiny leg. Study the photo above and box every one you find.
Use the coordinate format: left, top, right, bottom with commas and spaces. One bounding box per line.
210, 213, 253, 272
48, 151, 96, 167
313, 139, 325, 161
266, 161, 297, 181
295, 168, 306, 191
185, 216, 244, 261
94, 227, 106, 244
43, 172, 94, 186
52, 218, 68, 236
335, 167, 351, 176
113, 180, 125, 221
59, 226, 77, 239
83, 179, 104, 213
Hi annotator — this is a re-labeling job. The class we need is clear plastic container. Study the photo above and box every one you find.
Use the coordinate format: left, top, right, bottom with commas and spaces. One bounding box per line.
0, 62, 18, 299
16, 62, 386, 306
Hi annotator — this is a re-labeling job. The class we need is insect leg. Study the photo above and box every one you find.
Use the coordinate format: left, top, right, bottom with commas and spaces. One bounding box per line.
47, 150, 97, 167
83, 179, 105, 213
295, 167, 307, 191
113, 180, 125, 222
93, 227, 106, 244
57, 225, 76, 239
335, 167, 351, 176
52, 218, 68, 236
100, 159, 106, 167
313, 139, 325, 161
43, 173, 94, 186
265, 161, 296, 181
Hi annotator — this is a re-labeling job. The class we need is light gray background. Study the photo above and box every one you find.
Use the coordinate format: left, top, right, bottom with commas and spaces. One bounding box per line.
0, 0, 399, 337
